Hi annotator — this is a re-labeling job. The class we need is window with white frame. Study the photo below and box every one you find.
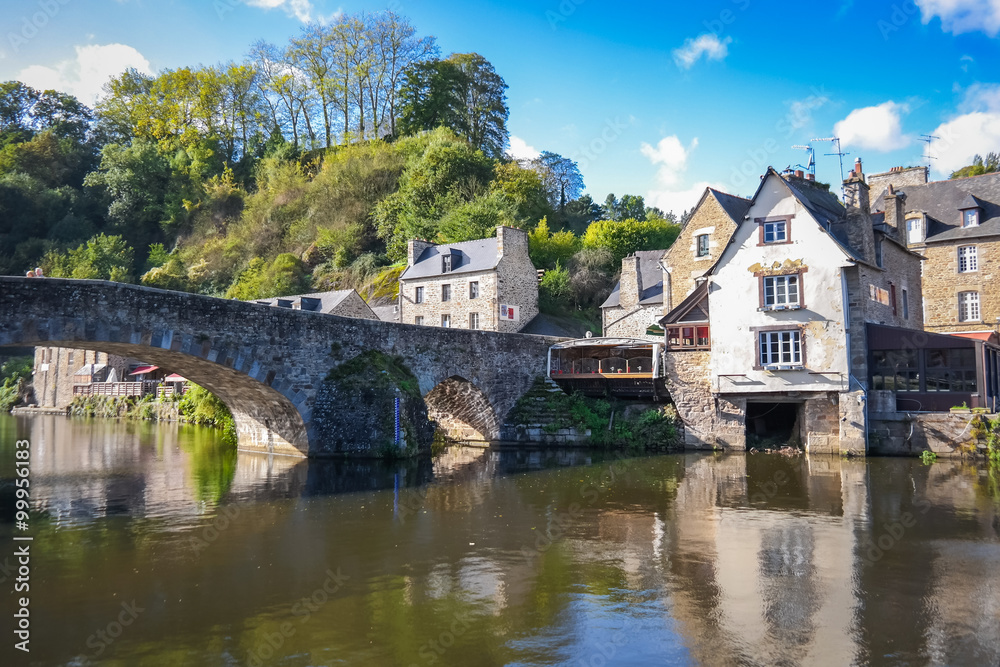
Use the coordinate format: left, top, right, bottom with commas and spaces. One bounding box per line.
762, 219, 787, 243
907, 218, 923, 244
442, 255, 452, 272
469, 312, 479, 329
759, 330, 802, 366
415, 286, 424, 303
959, 291, 980, 322
963, 209, 979, 228
696, 234, 710, 257
441, 314, 451, 328
762, 275, 800, 308
414, 316, 424, 326
958, 245, 978, 272
469, 281, 479, 299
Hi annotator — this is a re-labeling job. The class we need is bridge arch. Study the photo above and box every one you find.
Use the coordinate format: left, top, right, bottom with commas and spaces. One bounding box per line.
424, 376, 500, 443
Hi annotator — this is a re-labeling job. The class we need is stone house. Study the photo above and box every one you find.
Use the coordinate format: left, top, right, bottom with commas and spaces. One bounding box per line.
255, 289, 378, 320
31, 348, 133, 409
398, 226, 538, 333
870, 170, 1000, 334
661, 164, 925, 454
600, 188, 749, 339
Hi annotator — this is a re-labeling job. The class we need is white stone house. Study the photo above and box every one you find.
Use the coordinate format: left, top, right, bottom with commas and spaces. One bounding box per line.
399, 226, 539, 333
661, 166, 925, 454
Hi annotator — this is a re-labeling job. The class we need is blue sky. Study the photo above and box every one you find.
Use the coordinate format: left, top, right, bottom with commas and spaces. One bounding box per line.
2, 0, 999, 215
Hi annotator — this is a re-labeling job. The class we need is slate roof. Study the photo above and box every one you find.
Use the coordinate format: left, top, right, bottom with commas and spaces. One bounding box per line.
600, 249, 665, 309
520, 313, 592, 338
709, 188, 752, 222
399, 237, 501, 280
871, 171, 1000, 244
255, 289, 355, 313
371, 304, 399, 323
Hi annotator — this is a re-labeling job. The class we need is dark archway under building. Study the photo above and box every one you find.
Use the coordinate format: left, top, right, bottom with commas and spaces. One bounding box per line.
745, 401, 803, 448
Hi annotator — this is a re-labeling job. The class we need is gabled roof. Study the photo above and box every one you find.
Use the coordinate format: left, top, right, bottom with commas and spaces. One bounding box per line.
600, 249, 665, 309
708, 188, 752, 222
660, 281, 709, 325
400, 237, 501, 280
872, 171, 1000, 243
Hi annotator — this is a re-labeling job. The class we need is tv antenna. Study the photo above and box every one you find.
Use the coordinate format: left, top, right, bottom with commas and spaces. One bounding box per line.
813, 136, 849, 201
791, 144, 815, 176
919, 134, 938, 169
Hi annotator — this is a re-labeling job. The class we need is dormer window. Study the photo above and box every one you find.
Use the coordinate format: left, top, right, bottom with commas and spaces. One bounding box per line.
442, 254, 452, 272
959, 194, 982, 228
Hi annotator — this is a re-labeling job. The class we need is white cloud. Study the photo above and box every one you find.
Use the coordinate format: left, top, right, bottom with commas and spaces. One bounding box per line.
507, 135, 540, 161
640, 135, 698, 187
928, 83, 1000, 177
18, 43, 151, 105
786, 93, 830, 131
916, 0, 1000, 36
241, 0, 315, 23
640, 135, 712, 214
833, 101, 911, 152
672, 34, 732, 70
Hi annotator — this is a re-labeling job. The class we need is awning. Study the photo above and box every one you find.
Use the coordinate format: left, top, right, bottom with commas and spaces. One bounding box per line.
74, 363, 106, 376
951, 331, 998, 344
129, 365, 159, 375
164, 374, 187, 382
645, 324, 665, 337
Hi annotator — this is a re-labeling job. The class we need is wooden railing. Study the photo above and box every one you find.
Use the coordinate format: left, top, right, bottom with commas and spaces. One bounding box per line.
73, 382, 159, 397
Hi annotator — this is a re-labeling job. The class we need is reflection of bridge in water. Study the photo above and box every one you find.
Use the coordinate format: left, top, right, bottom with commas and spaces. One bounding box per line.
0, 277, 556, 457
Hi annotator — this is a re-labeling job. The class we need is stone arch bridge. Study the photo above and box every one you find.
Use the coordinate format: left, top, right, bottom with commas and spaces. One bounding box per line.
0, 277, 555, 457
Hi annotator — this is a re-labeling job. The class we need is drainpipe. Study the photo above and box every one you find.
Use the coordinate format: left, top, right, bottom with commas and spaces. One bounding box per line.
849, 372, 869, 454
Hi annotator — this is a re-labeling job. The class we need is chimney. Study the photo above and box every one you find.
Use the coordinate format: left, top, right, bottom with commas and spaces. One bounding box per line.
618, 255, 643, 309
795, 169, 804, 179
883, 184, 906, 242
496, 225, 527, 259
854, 158, 864, 179
805, 173, 815, 181
843, 157, 870, 214
407, 238, 435, 266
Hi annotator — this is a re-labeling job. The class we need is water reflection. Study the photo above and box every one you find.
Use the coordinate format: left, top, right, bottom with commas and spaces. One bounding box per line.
1, 414, 999, 666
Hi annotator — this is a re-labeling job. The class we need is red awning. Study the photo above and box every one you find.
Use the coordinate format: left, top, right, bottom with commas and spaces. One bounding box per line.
951, 331, 998, 344
164, 374, 187, 382
129, 365, 159, 375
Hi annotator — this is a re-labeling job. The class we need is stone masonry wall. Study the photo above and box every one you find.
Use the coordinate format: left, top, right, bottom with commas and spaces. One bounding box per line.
603, 305, 661, 339
664, 192, 739, 311
401, 272, 500, 330
495, 227, 539, 334
663, 350, 745, 450
331, 291, 379, 320
866, 166, 928, 205
919, 239, 1000, 333
869, 411, 990, 457
32, 347, 132, 409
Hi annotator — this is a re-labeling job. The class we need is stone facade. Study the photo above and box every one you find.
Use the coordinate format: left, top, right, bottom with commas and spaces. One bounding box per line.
400, 226, 538, 333
31, 347, 132, 409
866, 165, 928, 202
663, 189, 747, 310
662, 349, 745, 449
0, 277, 556, 458
918, 240, 999, 332
602, 251, 665, 339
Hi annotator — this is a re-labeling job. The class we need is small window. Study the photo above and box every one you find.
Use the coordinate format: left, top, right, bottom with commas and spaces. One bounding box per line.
414, 316, 424, 326
696, 234, 710, 257
441, 314, 451, 328
902, 288, 909, 320
963, 209, 979, 228
441, 284, 451, 302
761, 219, 788, 244
959, 291, 980, 322
907, 218, 923, 244
469, 312, 479, 329
442, 255, 452, 272
958, 245, 978, 273
469, 281, 479, 299
666, 325, 710, 350
415, 286, 424, 304
759, 330, 802, 366
875, 236, 883, 268
762, 275, 800, 308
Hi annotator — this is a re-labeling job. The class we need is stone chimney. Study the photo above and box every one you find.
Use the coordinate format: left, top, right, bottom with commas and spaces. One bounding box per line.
841, 157, 877, 263
496, 226, 528, 259
408, 239, 435, 266
883, 184, 906, 241
843, 158, 870, 214
619, 255, 643, 309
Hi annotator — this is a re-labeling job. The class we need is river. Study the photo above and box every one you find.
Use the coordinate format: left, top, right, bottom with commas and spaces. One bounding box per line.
2, 413, 999, 666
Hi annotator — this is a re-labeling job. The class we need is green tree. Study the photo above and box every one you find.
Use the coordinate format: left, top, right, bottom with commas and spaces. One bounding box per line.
538, 261, 571, 312
528, 217, 579, 269
530, 151, 584, 215
951, 152, 999, 179
225, 252, 310, 300
44, 233, 135, 281
581, 217, 681, 266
